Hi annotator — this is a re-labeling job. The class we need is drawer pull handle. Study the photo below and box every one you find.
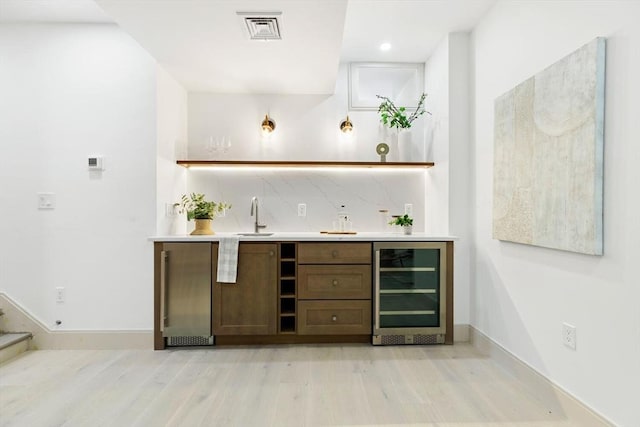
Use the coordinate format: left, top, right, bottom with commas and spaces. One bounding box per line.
332, 315, 337, 322
332, 250, 338, 258
332, 279, 338, 286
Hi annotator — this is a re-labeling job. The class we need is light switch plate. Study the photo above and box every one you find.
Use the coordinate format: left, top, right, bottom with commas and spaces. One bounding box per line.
37, 193, 56, 210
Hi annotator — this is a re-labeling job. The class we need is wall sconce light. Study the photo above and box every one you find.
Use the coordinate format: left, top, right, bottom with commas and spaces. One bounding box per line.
261, 114, 276, 135
339, 115, 353, 133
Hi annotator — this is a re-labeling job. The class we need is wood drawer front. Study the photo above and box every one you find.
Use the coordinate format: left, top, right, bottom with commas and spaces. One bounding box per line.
298, 300, 371, 335
298, 265, 371, 300
298, 243, 371, 264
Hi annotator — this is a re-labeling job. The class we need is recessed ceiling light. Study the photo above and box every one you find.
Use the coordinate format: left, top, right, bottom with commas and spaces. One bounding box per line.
380, 42, 391, 51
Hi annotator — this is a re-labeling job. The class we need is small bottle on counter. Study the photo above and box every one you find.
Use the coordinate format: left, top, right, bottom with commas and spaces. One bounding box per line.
378, 209, 390, 232
337, 205, 349, 231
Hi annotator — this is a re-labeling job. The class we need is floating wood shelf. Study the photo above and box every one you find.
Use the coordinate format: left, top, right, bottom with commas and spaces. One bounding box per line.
177, 160, 434, 169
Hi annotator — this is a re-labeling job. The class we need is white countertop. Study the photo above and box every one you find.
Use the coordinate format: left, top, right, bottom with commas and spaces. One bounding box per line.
149, 232, 457, 242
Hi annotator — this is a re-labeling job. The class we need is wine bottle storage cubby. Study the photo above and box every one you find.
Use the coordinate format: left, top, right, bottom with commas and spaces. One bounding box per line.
280, 280, 295, 296
280, 297, 295, 314
280, 243, 296, 259
278, 242, 297, 334
279, 316, 295, 333
280, 261, 296, 277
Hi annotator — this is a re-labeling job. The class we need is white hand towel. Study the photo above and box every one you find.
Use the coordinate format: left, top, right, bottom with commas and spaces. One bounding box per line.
217, 236, 240, 283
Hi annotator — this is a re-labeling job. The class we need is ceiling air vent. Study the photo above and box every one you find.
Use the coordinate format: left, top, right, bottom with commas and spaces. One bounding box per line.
237, 12, 282, 40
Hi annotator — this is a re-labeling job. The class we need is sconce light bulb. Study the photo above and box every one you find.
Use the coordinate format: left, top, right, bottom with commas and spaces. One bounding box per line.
261, 114, 276, 134
340, 116, 354, 133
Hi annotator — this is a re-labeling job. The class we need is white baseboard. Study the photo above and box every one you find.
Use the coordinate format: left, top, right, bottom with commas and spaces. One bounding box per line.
469, 326, 613, 427
453, 323, 470, 342
33, 330, 153, 350
0, 292, 152, 350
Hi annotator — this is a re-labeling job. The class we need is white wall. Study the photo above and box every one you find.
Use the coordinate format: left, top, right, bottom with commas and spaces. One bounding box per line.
471, 2, 640, 425
425, 33, 472, 326
449, 33, 472, 328
187, 63, 427, 163
0, 24, 158, 331
156, 66, 188, 236
424, 36, 450, 236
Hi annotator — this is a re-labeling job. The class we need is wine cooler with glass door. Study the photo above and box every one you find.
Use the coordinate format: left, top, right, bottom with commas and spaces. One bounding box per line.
373, 242, 448, 345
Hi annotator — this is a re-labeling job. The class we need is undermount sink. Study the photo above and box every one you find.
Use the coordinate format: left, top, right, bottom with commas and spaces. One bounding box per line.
236, 232, 274, 236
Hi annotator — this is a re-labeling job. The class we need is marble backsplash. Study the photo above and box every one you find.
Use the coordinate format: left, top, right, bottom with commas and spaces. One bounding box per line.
182, 167, 428, 234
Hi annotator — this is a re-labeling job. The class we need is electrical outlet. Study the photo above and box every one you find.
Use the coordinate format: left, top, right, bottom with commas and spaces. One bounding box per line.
562, 322, 576, 350
298, 203, 307, 217
56, 287, 66, 303
165, 203, 178, 217
404, 203, 413, 216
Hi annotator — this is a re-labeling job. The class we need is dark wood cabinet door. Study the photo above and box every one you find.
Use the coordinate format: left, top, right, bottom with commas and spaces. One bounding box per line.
213, 243, 277, 335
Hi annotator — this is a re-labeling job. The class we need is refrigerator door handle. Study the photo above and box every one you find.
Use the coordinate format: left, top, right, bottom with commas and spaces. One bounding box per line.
160, 250, 168, 331
374, 249, 380, 331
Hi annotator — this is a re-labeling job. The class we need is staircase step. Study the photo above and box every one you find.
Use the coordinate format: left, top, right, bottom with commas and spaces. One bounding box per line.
0, 332, 32, 364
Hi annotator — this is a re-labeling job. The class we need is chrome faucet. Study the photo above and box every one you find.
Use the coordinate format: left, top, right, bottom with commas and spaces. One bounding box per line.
250, 196, 267, 233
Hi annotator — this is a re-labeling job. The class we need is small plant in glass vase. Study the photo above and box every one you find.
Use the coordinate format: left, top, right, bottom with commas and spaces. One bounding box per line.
177, 193, 231, 235
376, 93, 429, 162
389, 214, 414, 235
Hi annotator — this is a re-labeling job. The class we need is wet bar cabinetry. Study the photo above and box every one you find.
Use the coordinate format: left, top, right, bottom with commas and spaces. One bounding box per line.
212, 243, 278, 336
153, 239, 453, 349
373, 242, 453, 345
155, 242, 213, 348
278, 243, 297, 334
297, 243, 372, 336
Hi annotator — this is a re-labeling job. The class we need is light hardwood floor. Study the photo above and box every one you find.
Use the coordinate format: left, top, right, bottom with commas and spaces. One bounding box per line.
0, 343, 602, 427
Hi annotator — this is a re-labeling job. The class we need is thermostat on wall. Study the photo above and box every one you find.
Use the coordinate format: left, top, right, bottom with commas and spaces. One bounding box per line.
88, 156, 104, 171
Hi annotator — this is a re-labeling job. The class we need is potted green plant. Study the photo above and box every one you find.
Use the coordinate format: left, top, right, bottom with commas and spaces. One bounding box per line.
376, 93, 428, 130
177, 193, 231, 235
389, 214, 414, 235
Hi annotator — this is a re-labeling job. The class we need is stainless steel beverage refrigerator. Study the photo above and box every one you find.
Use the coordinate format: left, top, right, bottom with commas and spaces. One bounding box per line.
373, 242, 448, 345
160, 242, 214, 346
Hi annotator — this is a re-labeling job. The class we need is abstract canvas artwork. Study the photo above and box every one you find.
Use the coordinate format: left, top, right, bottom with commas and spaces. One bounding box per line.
493, 38, 606, 255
